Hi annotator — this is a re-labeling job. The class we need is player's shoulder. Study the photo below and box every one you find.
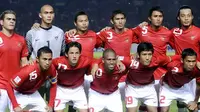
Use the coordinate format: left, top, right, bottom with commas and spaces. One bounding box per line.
53, 56, 66, 62
20, 63, 37, 74
52, 25, 64, 33
13, 33, 26, 41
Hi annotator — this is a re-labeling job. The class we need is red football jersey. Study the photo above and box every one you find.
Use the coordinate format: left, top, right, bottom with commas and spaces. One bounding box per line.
98, 28, 137, 57
53, 55, 92, 88
90, 62, 126, 94
0, 32, 28, 89
10, 62, 57, 94
170, 25, 200, 61
133, 25, 171, 56
163, 60, 200, 88
98, 28, 137, 82
8, 62, 57, 108
123, 56, 170, 85
65, 30, 102, 58
133, 25, 172, 79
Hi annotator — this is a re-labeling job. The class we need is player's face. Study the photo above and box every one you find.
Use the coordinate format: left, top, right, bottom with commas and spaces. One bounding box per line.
139, 51, 153, 66
103, 52, 117, 71
149, 11, 163, 27
178, 9, 193, 27
66, 47, 81, 66
183, 56, 196, 71
111, 14, 126, 29
0, 14, 16, 31
74, 15, 89, 32
40, 6, 55, 24
37, 53, 52, 71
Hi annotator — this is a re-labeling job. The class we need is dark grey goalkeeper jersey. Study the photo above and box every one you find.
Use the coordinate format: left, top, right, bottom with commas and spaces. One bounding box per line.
26, 25, 65, 59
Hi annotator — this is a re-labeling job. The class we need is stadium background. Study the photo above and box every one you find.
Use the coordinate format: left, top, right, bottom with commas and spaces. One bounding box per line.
1, 0, 199, 111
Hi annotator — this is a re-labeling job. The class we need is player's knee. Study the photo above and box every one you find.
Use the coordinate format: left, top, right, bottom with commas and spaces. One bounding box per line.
160, 107, 169, 112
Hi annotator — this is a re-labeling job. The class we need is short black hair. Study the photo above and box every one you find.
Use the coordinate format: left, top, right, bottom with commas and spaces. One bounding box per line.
103, 48, 116, 58
148, 6, 164, 17
137, 42, 154, 55
111, 10, 126, 20
0, 10, 16, 20
37, 46, 52, 57
181, 48, 197, 59
65, 42, 82, 54
177, 5, 193, 18
74, 11, 88, 22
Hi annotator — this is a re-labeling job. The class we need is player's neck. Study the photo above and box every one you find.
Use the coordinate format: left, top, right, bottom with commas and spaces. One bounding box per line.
1, 28, 14, 37
150, 25, 161, 31
181, 25, 192, 31
40, 22, 52, 29
77, 30, 87, 35
113, 27, 125, 34
104, 67, 114, 74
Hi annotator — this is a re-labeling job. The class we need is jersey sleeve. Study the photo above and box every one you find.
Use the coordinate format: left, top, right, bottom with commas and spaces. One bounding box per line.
48, 65, 57, 107
131, 28, 139, 43
96, 31, 106, 42
21, 37, 29, 58
158, 56, 171, 66
10, 67, 29, 88
48, 65, 57, 84
168, 30, 175, 49
59, 31, 66, 56
25, 31, 33, 56
95, 34, 103, 48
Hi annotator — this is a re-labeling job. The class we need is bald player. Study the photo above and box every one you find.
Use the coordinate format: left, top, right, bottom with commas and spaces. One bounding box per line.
26, 4, 65, 104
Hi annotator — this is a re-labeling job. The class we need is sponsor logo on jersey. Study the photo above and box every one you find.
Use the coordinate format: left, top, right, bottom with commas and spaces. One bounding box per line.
18, 42, 22, 47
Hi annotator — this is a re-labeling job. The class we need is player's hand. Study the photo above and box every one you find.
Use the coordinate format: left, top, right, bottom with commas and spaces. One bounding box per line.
28, 58, 35, 65
138, 21, 148, 28
100, 26, 111, 31
65, 29, 77, 37
31, 23, 40, 30
45, 106, 53, 112
116, 60, 125, 73
91, 63, 98, 79
14, 106, 23, 112
187, 101, 197, 111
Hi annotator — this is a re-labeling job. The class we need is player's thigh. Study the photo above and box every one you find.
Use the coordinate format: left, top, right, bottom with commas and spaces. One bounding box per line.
106, 89, 123, 112
159, 84, 175, 107
184, 79, 196, 97
0, 89, 9, 111
143, 85, 158, 107
29, 91, 47, 111
88, 89, 104, 112
72, 85, 88, 110
125, 84, 139, 108
9, 91, 29, 111
118, 82, 126, 101
84, 74, 93, 98
54, 85, 72, 110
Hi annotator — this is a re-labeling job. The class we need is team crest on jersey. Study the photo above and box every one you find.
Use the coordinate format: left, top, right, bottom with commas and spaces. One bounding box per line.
191, 36, 196, 40
18, 42, 22, 47
0, 37, 3, 45
125, 38, 129, 43
55, 36, 58, 40
161, 36, 166, 41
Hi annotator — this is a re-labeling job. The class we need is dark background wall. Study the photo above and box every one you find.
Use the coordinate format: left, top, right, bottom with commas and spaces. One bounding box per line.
0, 0, 199, 36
